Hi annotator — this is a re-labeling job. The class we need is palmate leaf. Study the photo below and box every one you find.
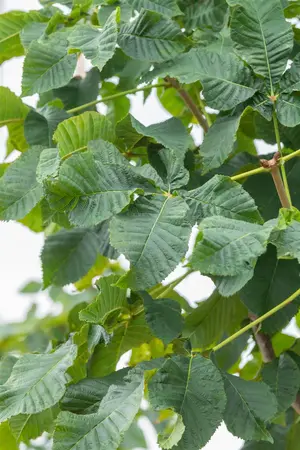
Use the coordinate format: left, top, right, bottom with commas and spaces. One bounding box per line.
146, 49, 257, 111
131, 116, 191, 155
181, 174, 262, 224
148, 355, 226, 450
126, 0, 182, 17
90, 314, 152, 377
0, 342, 77, 423
24, 106, 69, 147
0, 87, 29, 128
230, 0, 293, 90
53, 111, 115, 158
47, 139, 152, 227
118, 10, 186, 62
262, 354, 300, 414
41, 227, 100, 288
110, 194, 191, 290
68, 10, 119, 71
222, 372, 278, 442
140, 291, 183, 345
241, 245, 300, 334
189, 216, 272, 277
183, 290, 247, 349
0, 146, 43, 221
53, 369, 144, 450
0, 10, 47, 63
22, 33, 77, 96
79, 275, 128, 325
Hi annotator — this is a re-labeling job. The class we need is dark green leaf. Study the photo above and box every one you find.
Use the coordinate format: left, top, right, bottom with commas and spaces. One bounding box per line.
24, 106, 69, 147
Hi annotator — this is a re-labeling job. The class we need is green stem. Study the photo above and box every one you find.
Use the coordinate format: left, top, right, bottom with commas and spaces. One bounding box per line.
272, 110, 292, 207
156, 270, 193, 299
66, 83, 168, 114
213, 288, 300, 353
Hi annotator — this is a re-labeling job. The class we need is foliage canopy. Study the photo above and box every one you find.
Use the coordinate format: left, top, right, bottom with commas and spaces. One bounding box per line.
2, 0, 300, 449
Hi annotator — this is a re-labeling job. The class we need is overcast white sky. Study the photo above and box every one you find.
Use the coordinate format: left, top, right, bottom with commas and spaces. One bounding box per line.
0, 1, 245, 448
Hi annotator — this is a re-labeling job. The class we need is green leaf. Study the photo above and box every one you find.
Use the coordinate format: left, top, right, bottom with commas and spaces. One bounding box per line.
222, 372, 278, 442
110, 195, 191, 290
0, 342, 77, 422
183, 0, 228, 31
279, 53, 300, 93
158, 415, 185, 449
0, 10, 46, 63
95, 221, 119, 260
230, 0, 293, 89
61, 368, 130, 414
0, 422, 18, 450
53, 369, 144, 450
148, 355, 226, 450
181, 174, 262, 224
41, 227, 100, 288
183, 290, 247, 349
0, 356, 18, 385
140, 291, 183, 345
149, 147, 190, 191
200, 109, 244, 173
90, 314, 152, 377
20, 22, 47, 50
24, 106, 69, 147
240, 245, 300, 334
214, 266, 255, 297
0, 147, 43, 221
189, 217, 271, 276
118, 10, 186, 62
276, 94, 300, 127
68, 10, 118, 71
262, 354, 300, 414
146, 49, 257, 111
126, 0, 182, 17
22, 34, 77, 96
79, 275, 128, 324
9, 407, 59, 444
53, 111, 115, 158
131, 116, 191, 155
0, 87, 29, 127
47, 139, 151, 227
36, 148, 60, 182
271, 216, 300, 262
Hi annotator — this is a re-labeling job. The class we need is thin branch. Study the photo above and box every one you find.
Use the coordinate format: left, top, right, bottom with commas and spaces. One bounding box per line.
213, 287, 300, 353
66, 82, 169, 114
260, 152, 292, 209
248, 314, 275, 363
166, 77, 209, 133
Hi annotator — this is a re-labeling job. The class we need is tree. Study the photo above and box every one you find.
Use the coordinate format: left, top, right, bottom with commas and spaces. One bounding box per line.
2, 0, 300, 448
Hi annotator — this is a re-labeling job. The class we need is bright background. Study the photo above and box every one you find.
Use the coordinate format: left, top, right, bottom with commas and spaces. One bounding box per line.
0, 1, 283, 448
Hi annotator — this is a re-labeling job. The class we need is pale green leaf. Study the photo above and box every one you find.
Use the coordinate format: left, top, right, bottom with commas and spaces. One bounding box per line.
145, 49, 257, 110
190, 216, 271, 276
36, 148, 60, 182
9, 407, 59, 444
53, 369, 144, 450
20, 22, 47, 50
223, 372, 277, 442
126, 0, 182, 17
47, 139, 151, 227
24, 106, 69, 147
262, 354, 300, 414
0, 422, 18, 450
230, 0, 293, 88
0, 356, 18, 385
148, 355, 226, 450
271, 217, 300, 262
22, 34, 77, 96
140, 291, 184, 344
0, 342, 77, 422
110, 194, 191, 290
183, 290, 247, 349
118, 10, 186, 62
276, 94, 300, 127
68, 10, 118, 71
79, 275, 128, 324
53, 111, 115, 158
0, 146, 43, 221
131, 116, 191, 155
41, 227, 100, 288
241, 245, 300, 334
182, 175, 262, 224
158, 415, 185, 449
0, 87, 29, 127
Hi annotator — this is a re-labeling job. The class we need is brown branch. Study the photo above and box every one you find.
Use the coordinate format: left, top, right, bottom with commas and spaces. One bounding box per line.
165, 77, 209, 133
260, 152, 292, 209
292, 394, 300, 414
